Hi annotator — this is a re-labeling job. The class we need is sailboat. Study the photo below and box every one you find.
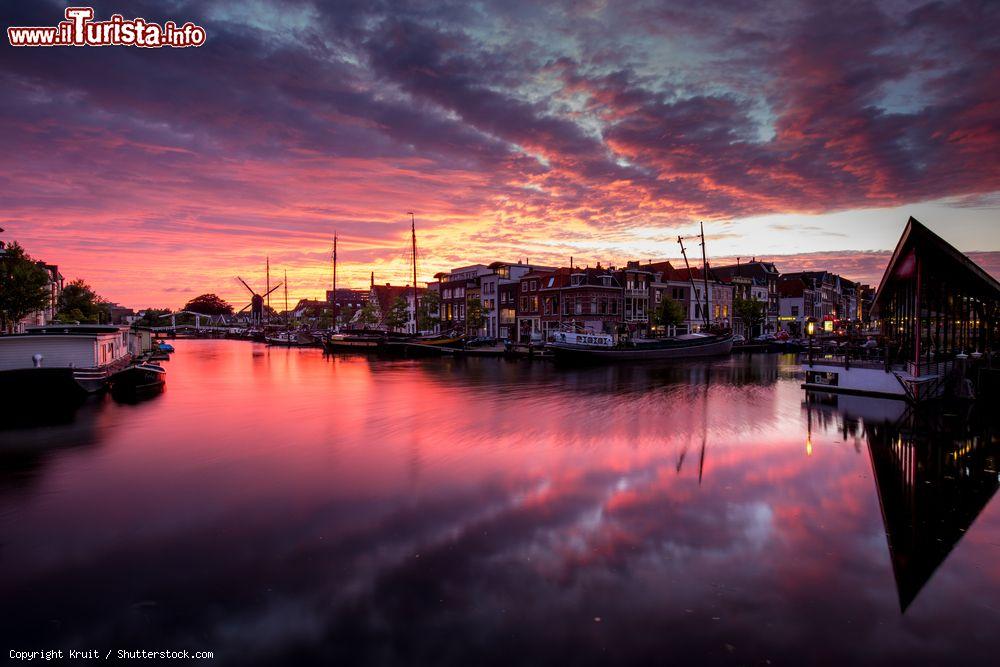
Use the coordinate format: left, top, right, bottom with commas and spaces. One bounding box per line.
549, 222, 732, 362
266, 271, 315, 346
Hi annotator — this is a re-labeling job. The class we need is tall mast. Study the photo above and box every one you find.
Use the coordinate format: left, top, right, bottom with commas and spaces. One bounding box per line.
678, 236, 700, 329
266, 256, 270, 320
700, 221, 711, 328
332, 232, 338, 326
284, 269, 289, 328
409, 212, 417, 333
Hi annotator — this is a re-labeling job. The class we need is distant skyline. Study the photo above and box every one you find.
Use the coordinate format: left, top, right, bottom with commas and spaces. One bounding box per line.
2, 0, 997, 309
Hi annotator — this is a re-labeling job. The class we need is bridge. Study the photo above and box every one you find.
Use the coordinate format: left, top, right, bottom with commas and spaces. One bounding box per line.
149, 311, 247, 334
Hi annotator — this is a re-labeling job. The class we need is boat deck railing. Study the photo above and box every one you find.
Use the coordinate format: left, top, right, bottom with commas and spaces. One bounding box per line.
805, 355, 891, 372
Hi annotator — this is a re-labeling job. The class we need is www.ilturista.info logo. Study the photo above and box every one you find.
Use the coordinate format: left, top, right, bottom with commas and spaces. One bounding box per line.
7, 7, 206, 48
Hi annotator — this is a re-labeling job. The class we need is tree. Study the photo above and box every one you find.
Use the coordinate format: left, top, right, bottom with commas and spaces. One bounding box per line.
183, 293, 233, 316
733, 296, 766, 337
357, 300, 379, 328
57, 279, 109, 324
466, 296, 484, 334
132, 307, 172, 328
417, 291, 440, 332
652, 295, 686, 328
384, 295, 410, 331
0, 242, 51, 333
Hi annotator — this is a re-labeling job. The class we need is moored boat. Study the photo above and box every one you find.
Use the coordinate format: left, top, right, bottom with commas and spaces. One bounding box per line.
548, 332, 734, 363
0, 324, 133, 401
266, 331, 316, 347
412, 334, 465, 347
378, 333, 466, 356
110, 362, 166, 395
323, 330, 389, 352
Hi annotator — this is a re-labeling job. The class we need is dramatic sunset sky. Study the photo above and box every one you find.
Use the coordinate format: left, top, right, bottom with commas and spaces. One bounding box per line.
2, 0, 998, 309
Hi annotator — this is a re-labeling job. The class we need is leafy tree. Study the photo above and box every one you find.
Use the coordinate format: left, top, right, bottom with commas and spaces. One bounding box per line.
466, 296, 484, 333
183, 293, 233, 316
384, 295, 410, 331
733, 296, 766, 337
417, 291, 440, 332
653, 295, 686, 328
132, 307, 172, 328
357, 300, 379, 327
0, 242, 51, 333
57, 279, 109, 324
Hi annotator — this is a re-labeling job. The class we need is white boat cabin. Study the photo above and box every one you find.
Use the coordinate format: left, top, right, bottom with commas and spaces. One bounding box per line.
0, 325, 131, 371
550, 331, 615, 347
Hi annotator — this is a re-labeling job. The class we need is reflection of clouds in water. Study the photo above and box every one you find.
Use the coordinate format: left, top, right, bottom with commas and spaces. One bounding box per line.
2, 345, 1000, 664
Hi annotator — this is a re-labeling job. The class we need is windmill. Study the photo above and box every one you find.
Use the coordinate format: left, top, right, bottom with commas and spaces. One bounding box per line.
235, 270, 282, 324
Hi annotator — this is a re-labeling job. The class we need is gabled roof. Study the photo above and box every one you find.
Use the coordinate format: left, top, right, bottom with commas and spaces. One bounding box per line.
370, 284, 426, 318
778, 278, 806, 298
873, 216, 1000, 310
565, 266, 621, 288
712, 260, 779, 283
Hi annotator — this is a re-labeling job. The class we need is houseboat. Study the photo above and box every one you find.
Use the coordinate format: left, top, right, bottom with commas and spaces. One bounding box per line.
0, 324, 133, 399
548, 331, 733, 362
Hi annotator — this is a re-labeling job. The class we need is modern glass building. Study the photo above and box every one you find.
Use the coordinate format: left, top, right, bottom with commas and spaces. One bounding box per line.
873, 217, 999, 373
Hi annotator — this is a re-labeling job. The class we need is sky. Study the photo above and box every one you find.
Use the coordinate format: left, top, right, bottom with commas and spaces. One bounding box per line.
1, 0, 998, 309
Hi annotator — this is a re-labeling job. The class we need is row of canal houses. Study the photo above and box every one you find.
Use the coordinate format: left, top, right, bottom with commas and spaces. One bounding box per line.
377, 258, 873, 342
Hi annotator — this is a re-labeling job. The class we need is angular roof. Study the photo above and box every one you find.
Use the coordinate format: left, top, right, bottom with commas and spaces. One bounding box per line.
873, 216, 1000, 310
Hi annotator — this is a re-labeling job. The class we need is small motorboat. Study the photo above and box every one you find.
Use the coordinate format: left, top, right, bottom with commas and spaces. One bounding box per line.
323, 329, 387, 352
266, 331, 316, 347
111, 362, 166, 395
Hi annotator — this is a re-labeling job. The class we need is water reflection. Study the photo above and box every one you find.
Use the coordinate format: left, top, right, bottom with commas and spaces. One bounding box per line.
805, 394, 1000, 612
1, 342, 998, 664
870, 410, 998, 611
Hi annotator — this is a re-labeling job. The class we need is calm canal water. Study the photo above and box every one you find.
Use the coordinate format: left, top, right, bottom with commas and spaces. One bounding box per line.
1, 340, 999, 665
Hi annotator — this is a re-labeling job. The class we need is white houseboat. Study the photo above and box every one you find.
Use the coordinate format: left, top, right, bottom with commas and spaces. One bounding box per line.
0, 324, 133, 399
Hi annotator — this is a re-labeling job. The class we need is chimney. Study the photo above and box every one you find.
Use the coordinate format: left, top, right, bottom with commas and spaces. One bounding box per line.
370, 271, 374, 287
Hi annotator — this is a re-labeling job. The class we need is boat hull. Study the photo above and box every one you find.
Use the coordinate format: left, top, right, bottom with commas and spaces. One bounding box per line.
323, 337, 383, 352
378, 336, 464, 356
265, 335, 315, 347
550, 335, 733, 362
0, 367, 86, 401
110, 363, 166, 395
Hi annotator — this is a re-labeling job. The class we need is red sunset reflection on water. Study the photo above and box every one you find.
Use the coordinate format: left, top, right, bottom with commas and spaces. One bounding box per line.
1, 340, 999, 664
